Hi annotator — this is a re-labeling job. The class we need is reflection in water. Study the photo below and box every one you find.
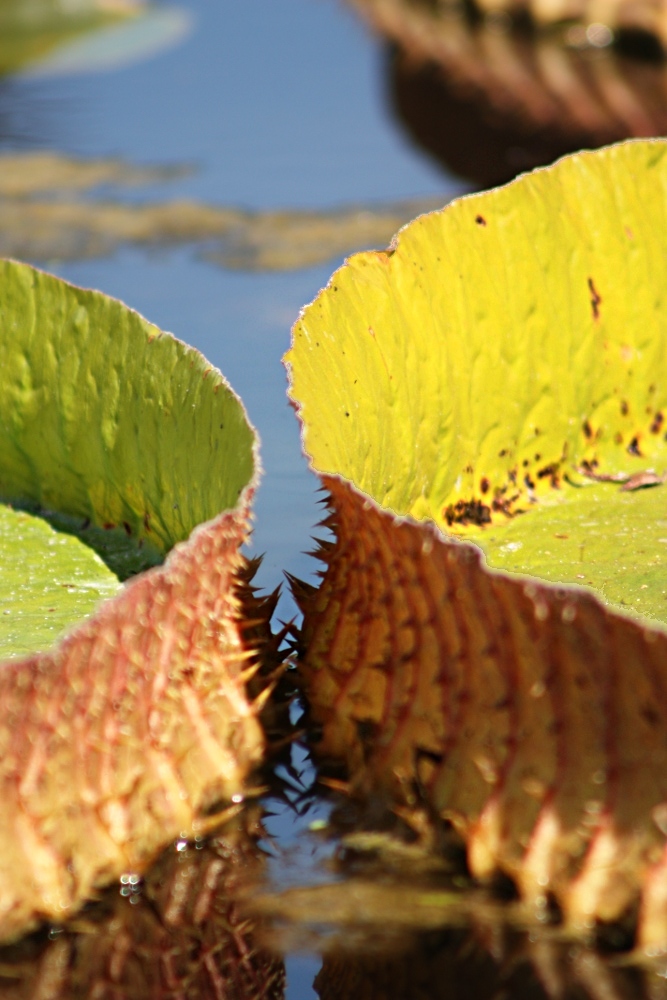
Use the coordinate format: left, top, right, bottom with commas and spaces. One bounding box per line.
0, 813, 285, 1000
348, 0, 667, 187
315, 930, 654, 1000
254, 851, 665, 1000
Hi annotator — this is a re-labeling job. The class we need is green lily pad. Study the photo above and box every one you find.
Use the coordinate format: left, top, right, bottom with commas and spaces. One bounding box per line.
0, 504, 121, 659
0, 260, 265, 944
0, 258, 253, 659
481, 480, 667, 621
0, 0, 138, 76
287, 138, 667, 623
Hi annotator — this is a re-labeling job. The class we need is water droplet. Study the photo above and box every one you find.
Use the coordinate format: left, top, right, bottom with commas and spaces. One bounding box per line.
586, 22, 613, 46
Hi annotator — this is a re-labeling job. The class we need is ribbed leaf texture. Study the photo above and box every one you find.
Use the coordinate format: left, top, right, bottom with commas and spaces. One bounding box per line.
297, 476, 667, 949
0, 505, 266, 942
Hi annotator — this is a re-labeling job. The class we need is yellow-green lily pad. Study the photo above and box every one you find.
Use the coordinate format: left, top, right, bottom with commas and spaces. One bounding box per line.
287, 138, 667, 624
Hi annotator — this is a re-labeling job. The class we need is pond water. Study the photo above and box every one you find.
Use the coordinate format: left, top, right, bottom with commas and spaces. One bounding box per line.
2, 2, 666, 997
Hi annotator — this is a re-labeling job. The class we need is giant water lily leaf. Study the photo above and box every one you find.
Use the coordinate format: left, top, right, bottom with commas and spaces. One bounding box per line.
0, 0, 140, 76
0, 504, 138, 659
285, 140, 667, 948
288, 139, 667, 622
0, 260, 266, 943
348, 0, 667, 187
350, 0, 667, 51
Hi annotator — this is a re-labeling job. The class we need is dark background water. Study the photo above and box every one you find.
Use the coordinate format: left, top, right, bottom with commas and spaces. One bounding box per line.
0, 3, 464, 995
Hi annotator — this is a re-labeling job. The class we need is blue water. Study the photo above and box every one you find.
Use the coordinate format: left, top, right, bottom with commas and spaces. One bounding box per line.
1, 2, 463, 994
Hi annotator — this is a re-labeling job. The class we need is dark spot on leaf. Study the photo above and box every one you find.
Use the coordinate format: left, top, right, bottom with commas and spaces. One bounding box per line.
620, 400, 629, 416
509, 468, 517, 485
522, 459, 529, 468
524, 474, 535, 490
627, 436, 642, 456
465, 465, 474, 474
614, 432, 623, 445
498, 449, 508, 458
537, 462, 560, 488
480, 477, 490, 494
588, 277, 601, 320
103, 523, 116, 531
534, 453, 541, 462
651, 412, 664, 434
345, 411, 350, 417
444, 499, 491, 527
143, 512, 151, 532
583, 420, 593, 439
475, 215, 486, 226
534, 428, 540, 436
123, 522, 132, 536
415, 747, 444, 766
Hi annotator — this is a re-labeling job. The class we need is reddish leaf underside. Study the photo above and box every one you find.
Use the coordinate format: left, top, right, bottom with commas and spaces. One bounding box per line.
0, 504, 266, 943
296, 477, 667, 949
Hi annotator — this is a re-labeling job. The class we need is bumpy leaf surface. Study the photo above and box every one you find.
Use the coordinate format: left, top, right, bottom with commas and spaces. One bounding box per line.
0, 260, 265, 942
286, 140, 667, 947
